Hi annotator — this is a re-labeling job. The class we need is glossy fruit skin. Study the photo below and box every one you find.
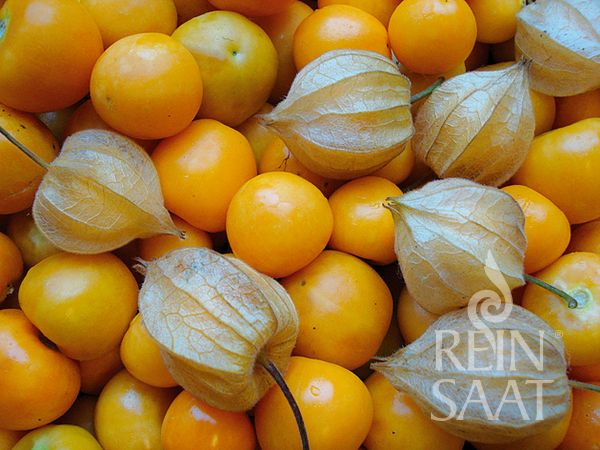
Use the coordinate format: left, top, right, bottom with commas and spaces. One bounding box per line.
0, 309, 80, 430
372, 141, 415, 185
502, 185, 571, 274
226, 172, 334, 278
90, 33, 203, 140
554, 89, 600, 129
79, 347, 123, 395
318, 0, 401, 25
568, 220, 600, 254
473, 393, 573, 450
56, 394, 97, 436
19, 252, 138, 361
0, 0, 103, 112
0, 232, 22, 303
121, 314, 177, 388
255, 356, 373, 450
80, 0, 177, 48
139, 215, 212, 260
513, 118, 600, 224
364, 373, 464, 450
95, 370, 178, 450
172, 0, 214, 24
152, 119, 256, 232
64, 99, 156, 152
293, 5, 391, 70
328, 176, 402, 265
0, 104, 59, 214
7, 211, 59, 267
397, 287, 439, 344
161, 390, 256, 450
281, 250, 392, 370
522, 252, 600, 367
558, 384, 600, 450
388, 0, 476, 75
12, 425, 102, 450
466, 0, 521, 44
207, 0, 295, 17
173, 11, 277, 127
530, 89, 556, 136
254, 1, 313, 102
259, 137, 340, 197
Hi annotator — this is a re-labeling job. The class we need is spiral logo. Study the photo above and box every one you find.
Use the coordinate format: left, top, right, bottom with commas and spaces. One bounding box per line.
467, 251, 513, 331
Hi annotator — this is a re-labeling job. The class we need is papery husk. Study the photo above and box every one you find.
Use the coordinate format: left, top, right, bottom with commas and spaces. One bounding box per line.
415, 62, 534, 187
515, 0, 600, 97
138, 247, 299, 412
33, 130, 179, 254
387, 178, 526, 314
372, 305, 570, 444
260, 49, 413, 180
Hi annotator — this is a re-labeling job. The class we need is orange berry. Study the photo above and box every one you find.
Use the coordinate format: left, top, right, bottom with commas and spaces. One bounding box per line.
79, 347, 123, 395
139, 215, 212, 260
207, 0, 296, 17
0, 232, 22, 303
293, 5, 391, 70
388, 0, 476, 75
568, 220, 600, 255
0, 0, 103, 112
397, 287, 439, 344
255, 356, 373, 450
329, 176, 402, 265
466, 0, 521, 44
502, 185, 571, 274
226, 172, 333, 278
317, 0, 401, 25
162, 391, 256, 450
152, 119, 257, 233
554, 89, 600, 129
281, 250, 393, 369
372, 141, 415, 185
90, 33, 203, 140
557, 386, 600, 450
530, 89, 556, 136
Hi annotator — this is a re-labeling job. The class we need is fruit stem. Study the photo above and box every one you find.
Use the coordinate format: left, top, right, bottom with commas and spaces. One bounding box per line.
0, 125, 50, 170
568, 379, 600, 393
261, 359, 310, 450
410, 78, 444, 104
524, 274, 578, 309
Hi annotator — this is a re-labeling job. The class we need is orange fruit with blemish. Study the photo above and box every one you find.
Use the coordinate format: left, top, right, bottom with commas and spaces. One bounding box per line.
0, 232, 22, 303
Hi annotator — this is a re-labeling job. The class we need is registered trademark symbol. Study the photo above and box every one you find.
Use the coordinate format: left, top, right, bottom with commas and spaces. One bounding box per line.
554, 330, 564, 338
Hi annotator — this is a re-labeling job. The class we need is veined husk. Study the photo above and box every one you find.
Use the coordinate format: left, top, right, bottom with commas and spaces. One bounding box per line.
138, 247, 299, 412
373, 305, 570, 444
387, 178, 526, 314
33, 130, 179, 253
515, 0, 600, 97
415, 62, 534, 187
260, 49, 413, 180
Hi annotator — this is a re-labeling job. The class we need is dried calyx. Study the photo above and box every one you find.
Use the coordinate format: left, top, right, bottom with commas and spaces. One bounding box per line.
516, 0, 600, 96
260, 49, 413, 180
414, 61, 534, 187
138, 247, 309, 449
0, 126, 180, 254
372, 304, 570, 444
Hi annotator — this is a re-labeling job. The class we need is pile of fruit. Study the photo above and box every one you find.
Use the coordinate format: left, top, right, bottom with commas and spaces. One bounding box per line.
0, 0, 599, 449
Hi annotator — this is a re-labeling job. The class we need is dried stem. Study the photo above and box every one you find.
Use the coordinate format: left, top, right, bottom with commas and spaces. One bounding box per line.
410, 78, 444, 104
261, 359, 310, 450
569, 379, 600, 394
524, 274, 578, 309
0, 125, 50, 170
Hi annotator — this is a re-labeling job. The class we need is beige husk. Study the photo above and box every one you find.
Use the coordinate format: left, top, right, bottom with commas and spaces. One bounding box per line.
515, 0, 600, 96
387, 178, 526, 314
414, 62, 534, 187
33, 130, 178, 254
138, 247, 299, 412
372, 305, 570, 444
261, 49, 413, 180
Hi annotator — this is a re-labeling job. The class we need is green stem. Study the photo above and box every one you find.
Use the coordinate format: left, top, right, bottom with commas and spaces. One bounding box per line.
524, 274, 578, 309
410, 78, 444, 104
569, 379, 600, 394
261, 359, 310, 450
0, 125, 50, 170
